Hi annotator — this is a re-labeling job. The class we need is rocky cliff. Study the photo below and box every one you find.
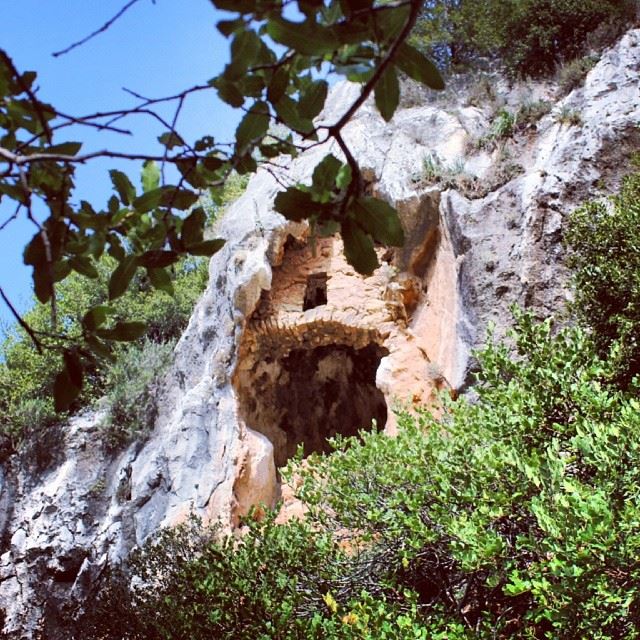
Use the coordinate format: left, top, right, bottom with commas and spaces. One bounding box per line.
1, 28, 639, 638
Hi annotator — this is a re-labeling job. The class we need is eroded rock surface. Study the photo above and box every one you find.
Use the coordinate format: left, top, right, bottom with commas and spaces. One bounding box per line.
1, 28, 639, 638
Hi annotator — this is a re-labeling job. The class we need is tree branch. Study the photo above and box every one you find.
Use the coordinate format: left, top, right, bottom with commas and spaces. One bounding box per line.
0, 287, 42, 353
52, 0, 148, 58
329, 0, 422, 137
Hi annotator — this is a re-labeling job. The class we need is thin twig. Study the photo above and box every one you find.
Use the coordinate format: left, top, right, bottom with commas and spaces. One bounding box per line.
0, 202, 21, 231
161, 95, 185, 184
0, 286, 42, 353
52, 0, 147, 58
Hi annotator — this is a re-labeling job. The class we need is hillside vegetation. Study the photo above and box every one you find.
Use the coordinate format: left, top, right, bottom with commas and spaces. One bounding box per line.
2, 6, 639, 637
0, 173, 248, 462
412, 0, 636, 76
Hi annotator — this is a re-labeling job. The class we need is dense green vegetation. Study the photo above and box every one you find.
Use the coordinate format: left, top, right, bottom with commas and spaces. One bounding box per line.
0, 175, 250, 458
0, 256, 207, 457
565, 160, 640, 387
413, 0, 636, 76
69, 166, 640, 638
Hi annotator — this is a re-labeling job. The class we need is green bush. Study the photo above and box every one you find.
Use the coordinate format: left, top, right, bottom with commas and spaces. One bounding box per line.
556, 55, 598, 95
297, 313, 640, 638
412, 0, 635, 77
0, 256, 208, 451
565, 160, 640, 385
73, 514, 430, 640
98, 339, 175, 451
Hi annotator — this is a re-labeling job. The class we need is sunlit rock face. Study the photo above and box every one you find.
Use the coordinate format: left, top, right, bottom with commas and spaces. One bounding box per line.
1, 28, 639, 638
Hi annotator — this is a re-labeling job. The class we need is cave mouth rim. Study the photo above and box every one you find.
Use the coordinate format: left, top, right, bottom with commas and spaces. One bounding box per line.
235, 339, 390, 468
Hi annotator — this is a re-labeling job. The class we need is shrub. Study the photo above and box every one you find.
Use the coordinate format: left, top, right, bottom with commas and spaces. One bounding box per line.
0, 256, 208, 449
564, 160, 640, 385
98, 339, 175, 451
556, 55, 598, 95
476, 109, 516, 151
0, 171, 250, 451
515, 100, 552, 130
412, 0, 635, 77
296, 314, 640, 638
73, 514, 429, 640
419, 154, 480, 197
554, 106, 582, 127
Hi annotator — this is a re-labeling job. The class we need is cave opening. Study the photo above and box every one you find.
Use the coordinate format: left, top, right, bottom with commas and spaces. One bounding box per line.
303, 272, 328, 310
236, 342, 389, 467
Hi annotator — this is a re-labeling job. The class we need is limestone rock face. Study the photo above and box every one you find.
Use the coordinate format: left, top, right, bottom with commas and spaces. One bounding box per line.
1, 28, 639, 638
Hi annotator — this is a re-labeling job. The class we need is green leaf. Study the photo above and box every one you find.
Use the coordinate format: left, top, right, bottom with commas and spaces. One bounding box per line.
395, 43, 445, 91
374, 66, 400, 122
266, 18, 338, 55
342, 219, 379, 275
227, 30, 261, 78
317, 219, 340, 237
187, 239, 225, 256
217, 18, 244, 37
97, 321, 147, 342
108, 255, 138, 300
273, 96, 313, 134
23, 233, 46, 266
33, 267, 53, 304
138, 250, 179, 269
52, 260, 71, 283
298, 80, 328, 120
374, 4, 410, 41
336, 164, 352, 190
141, 160, 160, 193
158, 131, 185, 149
82, 305, 113, 332
203, 156, 225, 172
312, 154, 342, 195
54, 368, 80, 412
147, 267, 174, 295
236, 101, 270, 152
69, 255, 99, 279
86, 336, 114, 361
110, 169, 136, 205
213, 77, 245, 108
340, 0, 373, 15
212, 0, 255, 13
133, 187, 165, 213
63, 349, 83, 389
181, 207, 206, 246
352, 196, 404, 246
267, 67, 289, 105
274, 187, 316, 222
164, 188, 199, 211
176, 158, 207, 189
47, 141, 82, 156
0, 183, 28, 205
235, 153, 257, 175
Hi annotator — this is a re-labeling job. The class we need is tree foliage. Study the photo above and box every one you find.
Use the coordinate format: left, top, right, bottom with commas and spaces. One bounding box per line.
411, 0, 635, 76
565, 159, 640, 387
0, 254, 207, 453
0, 0, 444, 412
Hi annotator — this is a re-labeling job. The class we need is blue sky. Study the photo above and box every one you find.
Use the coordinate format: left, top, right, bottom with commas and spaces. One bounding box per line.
0, 0, 240, 328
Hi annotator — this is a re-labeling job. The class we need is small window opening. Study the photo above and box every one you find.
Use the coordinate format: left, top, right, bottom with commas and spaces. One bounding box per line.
303, 272, 328, 311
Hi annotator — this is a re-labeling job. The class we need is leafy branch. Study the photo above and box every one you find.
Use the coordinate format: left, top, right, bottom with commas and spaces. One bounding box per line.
0, 0, 444, 412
